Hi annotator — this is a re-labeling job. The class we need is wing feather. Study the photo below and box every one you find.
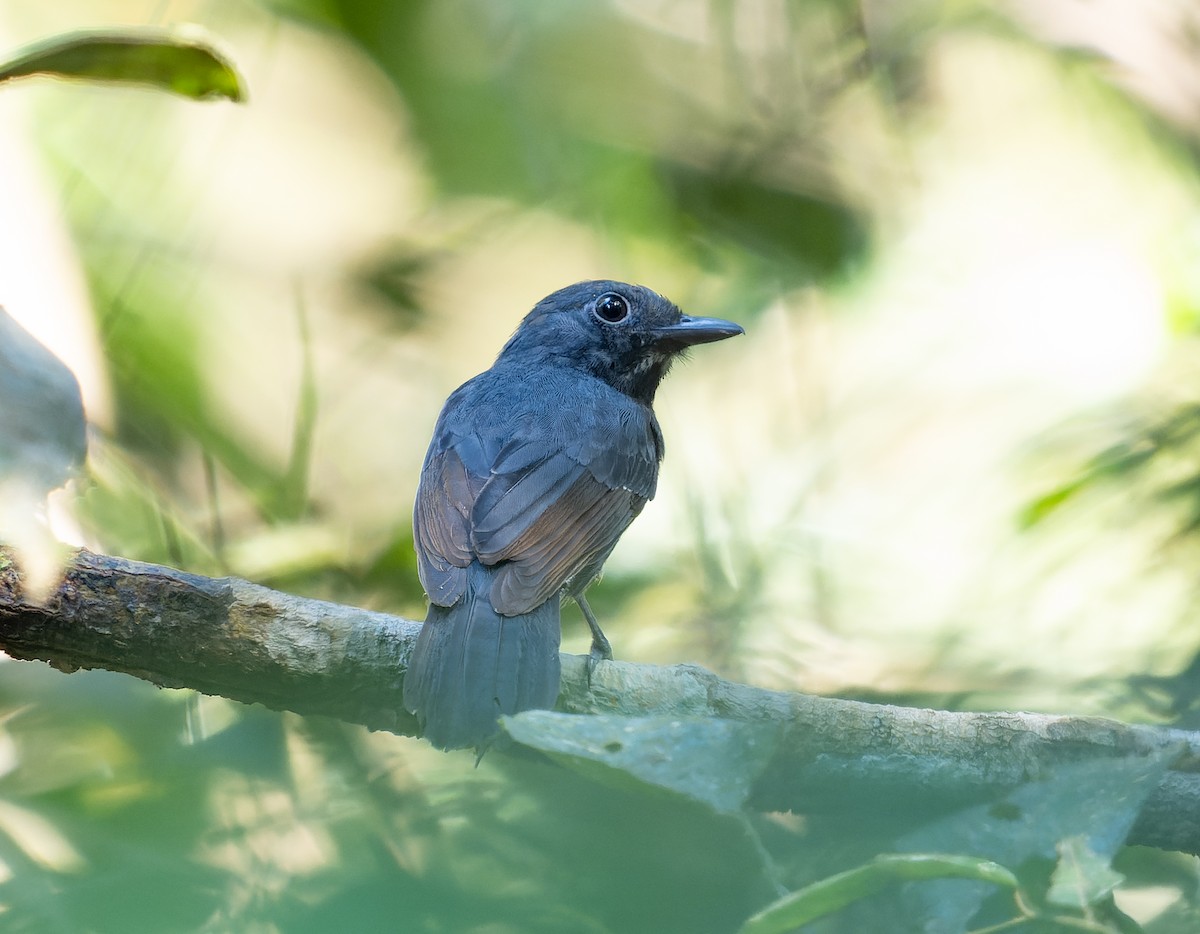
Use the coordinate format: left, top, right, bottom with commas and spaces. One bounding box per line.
412, 368, 662, 615
488, 473, 643, 614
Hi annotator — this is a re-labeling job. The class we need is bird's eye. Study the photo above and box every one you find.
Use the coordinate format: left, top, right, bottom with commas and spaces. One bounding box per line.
594, 293, 630, 324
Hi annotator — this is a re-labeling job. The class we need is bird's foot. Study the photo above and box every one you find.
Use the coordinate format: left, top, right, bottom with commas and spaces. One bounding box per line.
586, 632, 614, 683
577, 594, 613, 687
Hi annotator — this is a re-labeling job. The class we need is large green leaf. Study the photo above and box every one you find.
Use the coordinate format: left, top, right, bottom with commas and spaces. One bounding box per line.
0, 29, 245, 102
891, 749, 1177, 933
502, 711, 777, 814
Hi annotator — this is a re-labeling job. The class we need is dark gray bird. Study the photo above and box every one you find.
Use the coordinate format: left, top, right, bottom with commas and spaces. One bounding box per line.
403, 281, 743, 750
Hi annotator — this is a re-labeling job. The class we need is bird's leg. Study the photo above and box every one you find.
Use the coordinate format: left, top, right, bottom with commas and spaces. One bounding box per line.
575, 594, 612, 682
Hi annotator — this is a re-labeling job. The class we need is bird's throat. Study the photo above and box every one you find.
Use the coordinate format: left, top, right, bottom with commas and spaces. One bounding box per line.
601, 351, 673, 405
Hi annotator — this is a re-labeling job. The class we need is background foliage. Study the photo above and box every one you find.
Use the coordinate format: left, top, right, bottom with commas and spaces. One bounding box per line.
5, 0, 1200, 930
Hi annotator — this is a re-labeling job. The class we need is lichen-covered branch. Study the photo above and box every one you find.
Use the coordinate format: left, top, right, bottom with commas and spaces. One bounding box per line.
1, 548, 1198, 853
0, 549, 422, 732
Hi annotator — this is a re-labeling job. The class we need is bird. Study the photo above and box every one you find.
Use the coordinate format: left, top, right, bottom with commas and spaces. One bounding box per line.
402, 280, 743, 750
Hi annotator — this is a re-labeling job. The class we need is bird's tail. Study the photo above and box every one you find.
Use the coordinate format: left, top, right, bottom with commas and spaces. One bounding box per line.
403, 562, 561, 750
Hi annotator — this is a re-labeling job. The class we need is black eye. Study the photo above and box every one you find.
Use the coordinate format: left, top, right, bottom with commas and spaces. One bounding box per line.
594, 293, 629, 324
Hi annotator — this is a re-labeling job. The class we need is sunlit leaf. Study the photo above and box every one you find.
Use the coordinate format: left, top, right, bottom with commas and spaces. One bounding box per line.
1047, 835, 1125, 910
738, 853, 1017, 934
0, 29, 246, 102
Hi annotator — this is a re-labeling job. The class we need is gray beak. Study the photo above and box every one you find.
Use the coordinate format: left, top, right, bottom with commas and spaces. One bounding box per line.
648, 315, 744, 349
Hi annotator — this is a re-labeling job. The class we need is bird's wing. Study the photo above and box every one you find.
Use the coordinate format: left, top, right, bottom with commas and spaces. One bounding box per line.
471, 440, 650, 615
414, 377, 661, 614
413, 439, 481, 607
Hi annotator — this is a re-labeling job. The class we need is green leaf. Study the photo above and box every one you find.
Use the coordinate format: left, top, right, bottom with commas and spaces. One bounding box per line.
1047, 835, 1125, 910
1018, 476, 1089, 528
738, 853, 1018, 934
0, 29, 246, 102
501, 712, 778, 814
895, 749, 1176, 932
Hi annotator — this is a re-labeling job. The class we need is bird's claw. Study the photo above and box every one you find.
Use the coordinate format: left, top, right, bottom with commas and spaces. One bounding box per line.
586, 635, 613, 686
577, 593, 612, 687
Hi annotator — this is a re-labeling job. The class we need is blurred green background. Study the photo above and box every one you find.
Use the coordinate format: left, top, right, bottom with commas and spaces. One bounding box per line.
6, 0, 1200, 930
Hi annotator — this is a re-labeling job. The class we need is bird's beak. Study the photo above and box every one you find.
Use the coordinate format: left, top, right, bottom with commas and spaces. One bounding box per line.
648, 315, 744, 349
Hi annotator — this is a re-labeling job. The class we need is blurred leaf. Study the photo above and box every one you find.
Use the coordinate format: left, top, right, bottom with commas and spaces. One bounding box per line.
481, 747, 777, 933
90, 260, 310, 527
888, 750, 1175, 932
76, 446, 220, 574
357, 526, 425, 605
1022, 405, 1200, 530
738, 853, 1017, 934
1021, 441, 1159, 529
329, 0, 867, 281
502, 712, 777, 814
1018, 475, 1091, 529
261, 0, 345, 30
0, 29, 246, 102
0, 800, 86, 873
666, 165, 866, 280
279, 295, 317, 522
1047, 835, 1125, 910
354, 247, 436, 331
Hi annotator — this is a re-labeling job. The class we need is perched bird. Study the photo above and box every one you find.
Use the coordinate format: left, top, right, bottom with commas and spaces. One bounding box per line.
403, 281, 743, 750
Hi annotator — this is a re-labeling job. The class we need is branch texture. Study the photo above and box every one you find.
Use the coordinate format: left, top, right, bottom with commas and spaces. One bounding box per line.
1, 549, 1197, 853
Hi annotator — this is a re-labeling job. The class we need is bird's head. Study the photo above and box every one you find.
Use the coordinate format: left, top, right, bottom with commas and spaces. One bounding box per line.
498, 280, 743, 404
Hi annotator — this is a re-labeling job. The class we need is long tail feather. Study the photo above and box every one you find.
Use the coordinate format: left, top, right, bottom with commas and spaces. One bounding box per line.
403, 563, 561, 750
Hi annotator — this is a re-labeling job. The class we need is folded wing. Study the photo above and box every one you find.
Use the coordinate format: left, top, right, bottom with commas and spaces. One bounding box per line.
413, 392, 661, 615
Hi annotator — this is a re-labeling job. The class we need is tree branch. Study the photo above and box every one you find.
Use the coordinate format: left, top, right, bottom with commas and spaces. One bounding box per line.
0, 549, 422, 731
1, 549, 1197, 854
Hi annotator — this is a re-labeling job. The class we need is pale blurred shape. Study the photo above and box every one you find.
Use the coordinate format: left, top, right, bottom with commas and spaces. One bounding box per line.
224, 523, 349, 582
0, 800, 86, 873
1009, 0, 1200, 131
0, 729, 17, 780
0, 307, 87, 601
0, 85, 108, 428
197, 772, 337, 892
171, 22, 423, 272
0, 486, 72, 604
1113, 885, 1182, 926
181, 694, 242, 745
968, 242, 1163, 399
0, 309, 86, 488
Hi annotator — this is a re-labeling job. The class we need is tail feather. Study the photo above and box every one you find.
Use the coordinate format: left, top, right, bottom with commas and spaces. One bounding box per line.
404, 563, 561, 750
